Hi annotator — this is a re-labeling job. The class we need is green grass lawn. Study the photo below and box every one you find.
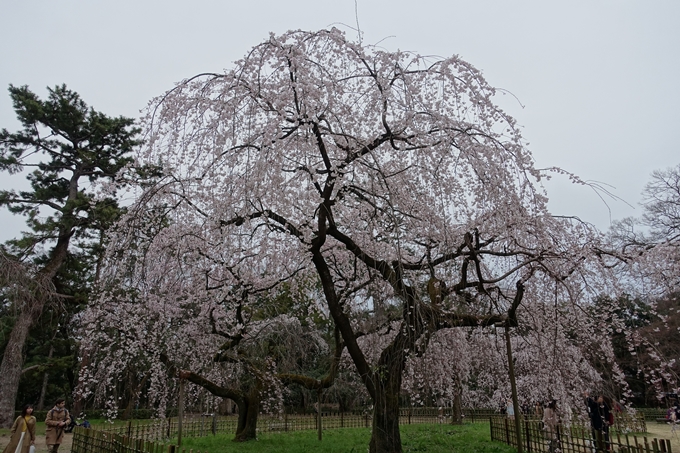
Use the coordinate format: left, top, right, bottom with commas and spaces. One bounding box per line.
179, 423, 517, 453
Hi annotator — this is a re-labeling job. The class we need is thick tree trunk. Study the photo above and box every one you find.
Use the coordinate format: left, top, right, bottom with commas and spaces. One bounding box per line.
234, 392, 260, 442
369, 370, 403, 453
452, 385, 463, 424
173, 367, 260, 443
121, 372, 150, 420
451, 376, 462, 424
0, 232, 70, 427
368, 338, 407, 453
0, 301, 44, 427
235, 400, 248, 437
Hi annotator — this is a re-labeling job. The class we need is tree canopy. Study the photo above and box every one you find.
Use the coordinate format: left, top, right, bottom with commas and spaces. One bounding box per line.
82, 29, 628, 453
607, 164, 680, 401
0, 84, 140, 427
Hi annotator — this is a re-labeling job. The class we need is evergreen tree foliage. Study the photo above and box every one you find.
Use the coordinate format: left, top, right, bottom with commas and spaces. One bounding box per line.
0, 84, 141, 427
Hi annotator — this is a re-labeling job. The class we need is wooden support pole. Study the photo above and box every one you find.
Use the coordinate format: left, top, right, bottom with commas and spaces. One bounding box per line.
177, 378, 185, 447
504, 325, 523, 453
317, 389, 323, 441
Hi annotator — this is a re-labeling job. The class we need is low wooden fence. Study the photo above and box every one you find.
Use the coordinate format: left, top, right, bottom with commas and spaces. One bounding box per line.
74, 408, 659, 453
463, 408, 501, 422
71, 407, 455, 452
636, 408, 670, 421
613, 411, 648, 433
490, 416, 672, 453
92, 407, 459, 440
71, 428, 207, 453
100, 415, 224, 441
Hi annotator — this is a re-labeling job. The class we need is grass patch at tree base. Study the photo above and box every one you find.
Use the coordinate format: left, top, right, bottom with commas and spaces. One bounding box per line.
179, 422, 516, 453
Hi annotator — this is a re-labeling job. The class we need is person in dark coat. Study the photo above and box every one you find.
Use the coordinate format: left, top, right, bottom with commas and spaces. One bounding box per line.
584, 392, 611, 450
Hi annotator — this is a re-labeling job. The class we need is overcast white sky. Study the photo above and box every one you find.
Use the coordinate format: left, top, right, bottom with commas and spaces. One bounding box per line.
1, 0, 678, 241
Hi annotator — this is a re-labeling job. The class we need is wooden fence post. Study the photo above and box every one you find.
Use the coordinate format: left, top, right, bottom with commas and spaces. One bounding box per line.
317, 389, 322, 441
177, 377, 185, 447
524, 419, 531, 453
490, 417, 493, 441
505, 417, 510, 445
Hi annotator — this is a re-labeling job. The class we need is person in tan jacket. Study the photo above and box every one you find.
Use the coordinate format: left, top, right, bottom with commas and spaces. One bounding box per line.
45, 399, 71, 453
2, 404, 36, 453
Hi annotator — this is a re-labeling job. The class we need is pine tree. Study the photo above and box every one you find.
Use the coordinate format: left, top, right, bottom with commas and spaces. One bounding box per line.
0, 84, 140, 427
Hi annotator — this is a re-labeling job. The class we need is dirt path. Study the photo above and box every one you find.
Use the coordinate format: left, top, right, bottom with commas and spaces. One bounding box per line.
0, 432, 73, 453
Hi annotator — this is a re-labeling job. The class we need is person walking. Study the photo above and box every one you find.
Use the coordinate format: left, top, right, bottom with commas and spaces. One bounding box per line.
45, 398, 71, 453
584, 392, 611, 451
543, 400, 560, 453
2, 404, 36, 453
506, 399, 515, 419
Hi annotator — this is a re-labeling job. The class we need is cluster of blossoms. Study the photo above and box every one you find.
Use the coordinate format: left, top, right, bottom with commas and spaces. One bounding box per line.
73, 29, 679, 451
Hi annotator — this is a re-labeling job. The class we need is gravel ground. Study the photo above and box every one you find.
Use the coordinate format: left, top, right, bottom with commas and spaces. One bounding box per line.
0, 432, 73, 453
